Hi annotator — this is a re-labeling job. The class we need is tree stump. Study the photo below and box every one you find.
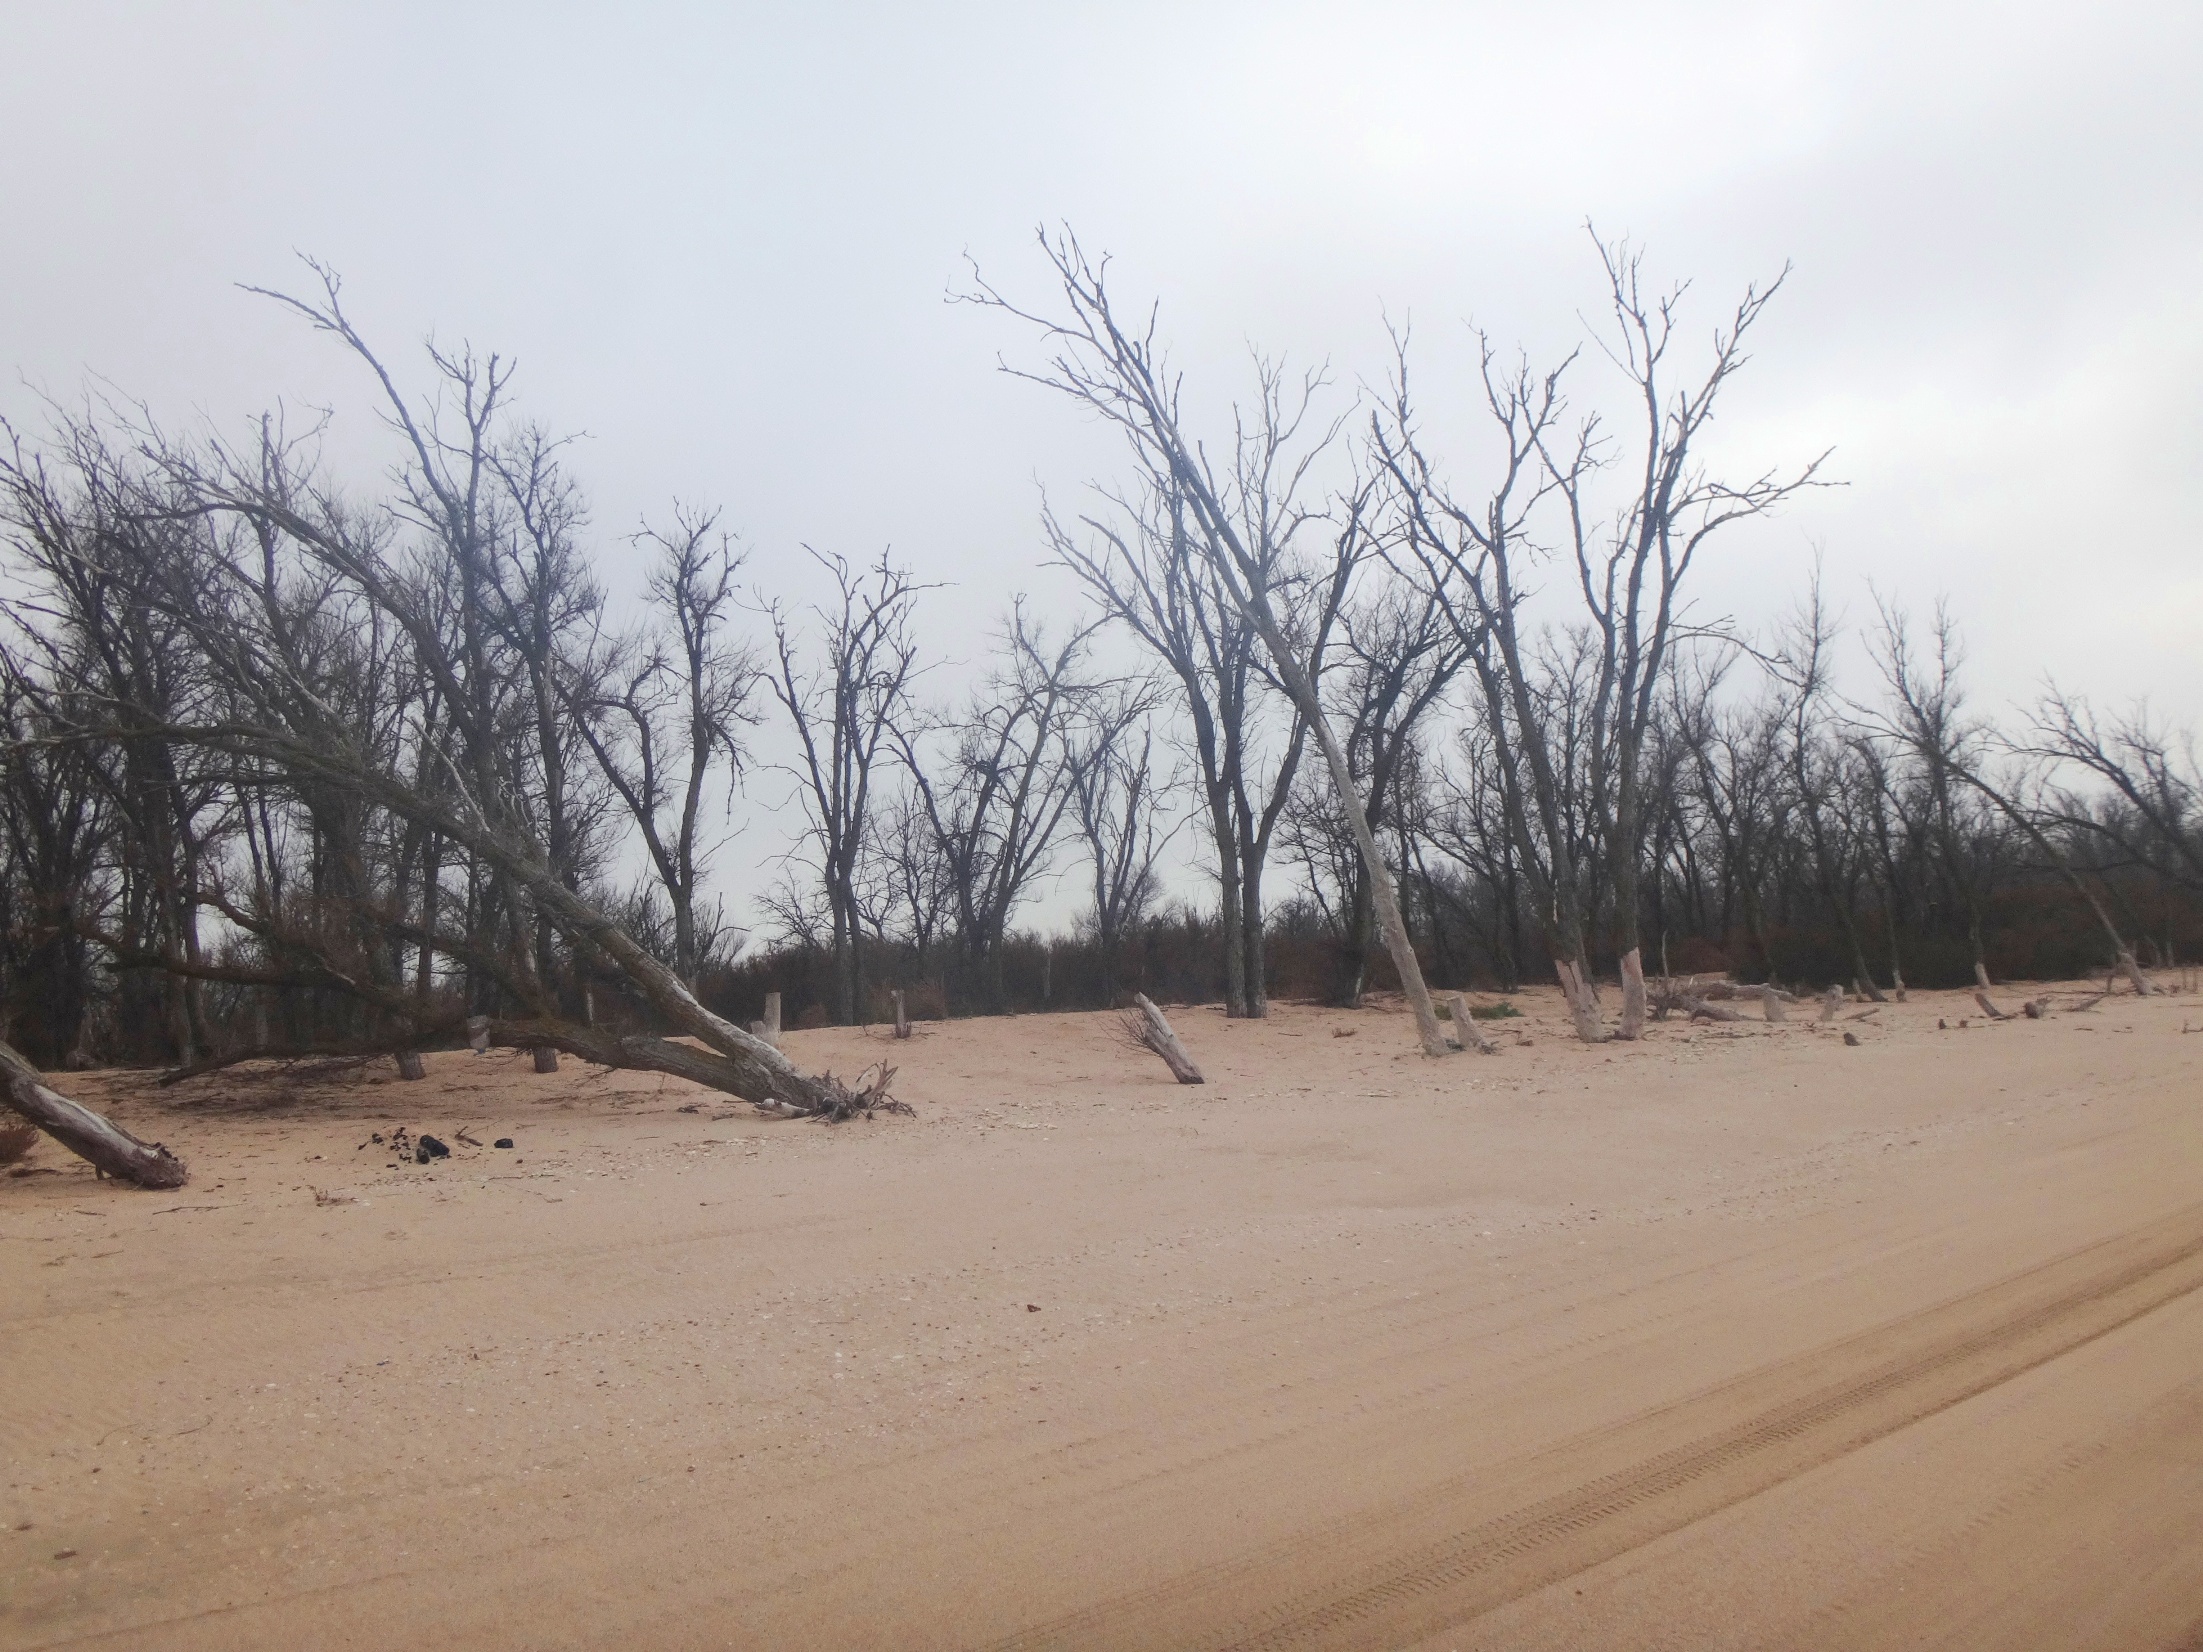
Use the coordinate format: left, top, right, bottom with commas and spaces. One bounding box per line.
1448, 993, 1497, 1054
893, 990, 911, 1040
1126, 994, 1203, 1084
762, 992, 782, 1047
1819, 985, 1844, 1024
0, 1037, 188, 1188
395, 1051, 427, 1081
466, 1015, 491, 1054
532, 1046, 561, 1074
1760, 984, 1788, 1023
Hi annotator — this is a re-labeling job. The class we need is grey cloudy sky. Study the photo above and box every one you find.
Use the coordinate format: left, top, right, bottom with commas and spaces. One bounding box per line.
4, 1, 2198, 922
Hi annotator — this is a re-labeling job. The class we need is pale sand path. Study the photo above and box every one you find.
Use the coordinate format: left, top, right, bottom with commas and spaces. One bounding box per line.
3, 985, 2199, 1649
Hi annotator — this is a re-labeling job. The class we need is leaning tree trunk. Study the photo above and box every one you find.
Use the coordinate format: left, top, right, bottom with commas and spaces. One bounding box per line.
0, 1038, 189, 1188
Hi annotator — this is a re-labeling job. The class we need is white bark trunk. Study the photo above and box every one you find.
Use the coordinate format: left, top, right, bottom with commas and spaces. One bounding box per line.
1131, 994, 1205, 1084
1617, 948, 1647, 1041
0, 1039, 189, 1188
1553, 957, 1609, 1043
1448, 993, 1497, 1054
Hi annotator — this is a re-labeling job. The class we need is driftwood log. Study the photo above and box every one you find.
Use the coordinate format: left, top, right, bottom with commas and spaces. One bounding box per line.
1124, 994, 1204, 1084
0, 1037, 189, 1188
1972, 990, 2013, 1021
1448, 994, 1498, 1054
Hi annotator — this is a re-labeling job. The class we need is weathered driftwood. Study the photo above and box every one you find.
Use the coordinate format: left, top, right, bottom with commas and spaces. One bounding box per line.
0, 1037, 189, 1188
1849, 1006, 1882, 1023
1760, 984, 1788, 1023
762, 992, 783, 1047
1819, 985, 1844, 1023
1124, 994, 1204, 1084
466, 1015, 491, 1053
892, 990, 911, 1040
1448, 994, 1498, 1055
2022, 997, 2050, 1019
1684, 997, 1742, 1023
531, 1046, 561, 1074
395, 1051, 427, 1081
1972, 990, 2012, 1021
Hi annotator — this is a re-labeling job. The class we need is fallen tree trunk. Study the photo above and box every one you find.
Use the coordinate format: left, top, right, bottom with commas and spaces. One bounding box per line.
1123, 995, 1204, 1084
0, 1038, 189, 1188
1684, 997, 1742, 1023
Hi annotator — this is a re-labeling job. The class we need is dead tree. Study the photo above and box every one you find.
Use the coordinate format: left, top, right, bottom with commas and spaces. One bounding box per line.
762, 549, 924, 1025
0, 1036, 188, 1187
892, 603, 1094, 1013
1448, 992, 1497, 1053
0, 272, 901, 1120
569, 505, 757, 986
976, 230, 1450, 1058
1375, 332, 1609, 1043
1122, 993, 1204, 1083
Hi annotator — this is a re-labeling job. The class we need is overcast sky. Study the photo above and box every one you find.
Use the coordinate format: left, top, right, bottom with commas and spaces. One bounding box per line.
4, 2, 2197, 927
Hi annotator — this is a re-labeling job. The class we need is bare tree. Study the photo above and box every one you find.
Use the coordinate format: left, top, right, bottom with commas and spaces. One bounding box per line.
1066, 695, 1175, 1005
974, 229, 1452, 1056
570, 505, 757, 985
762, 548, 923, 1024
892, 602, 1094, 1013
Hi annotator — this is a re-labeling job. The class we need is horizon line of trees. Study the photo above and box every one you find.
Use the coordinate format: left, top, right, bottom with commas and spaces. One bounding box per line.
1, 239, 2196, 1078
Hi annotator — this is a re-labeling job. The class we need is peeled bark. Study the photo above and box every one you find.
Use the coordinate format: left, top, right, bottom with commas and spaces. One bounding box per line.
1448, 993, 1497, 1054
0, 1038, 188, 1189
1617, 948, 1647, 1041
1126, 994, 1204, 1084
1552, 957, 1609, 1043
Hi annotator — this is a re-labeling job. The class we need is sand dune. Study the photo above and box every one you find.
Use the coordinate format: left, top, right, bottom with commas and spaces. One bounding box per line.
5, 984, 2201, 1649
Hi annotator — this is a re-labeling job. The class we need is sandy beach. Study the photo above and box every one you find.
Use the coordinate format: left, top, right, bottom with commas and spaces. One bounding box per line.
6, 984, 2202, 1649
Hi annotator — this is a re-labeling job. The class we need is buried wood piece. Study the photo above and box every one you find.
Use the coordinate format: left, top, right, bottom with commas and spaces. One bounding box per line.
762, 992, 783, 1047
1760, 984, 1788, 1024
2022, 997, 2050, 1019
1819, 985, 1844, 1023
1972, 990, 2012, 1021
395, 1051, 427, 1081
0, 1037, 188, 1188
893, 990, 911, 1040
1849, 1006, 1883, 1023
1448, 994, 1498, 1055
532, 1046, 561, 1074
1122, 994, 1204, 1084
1685, 997, 1743, 1023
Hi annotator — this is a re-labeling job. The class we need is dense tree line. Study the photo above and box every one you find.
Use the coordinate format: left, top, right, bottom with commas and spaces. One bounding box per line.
0, 245, 2194, 1076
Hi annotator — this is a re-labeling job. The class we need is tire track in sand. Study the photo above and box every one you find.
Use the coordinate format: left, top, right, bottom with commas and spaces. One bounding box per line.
983, 1200, 2203, 1651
